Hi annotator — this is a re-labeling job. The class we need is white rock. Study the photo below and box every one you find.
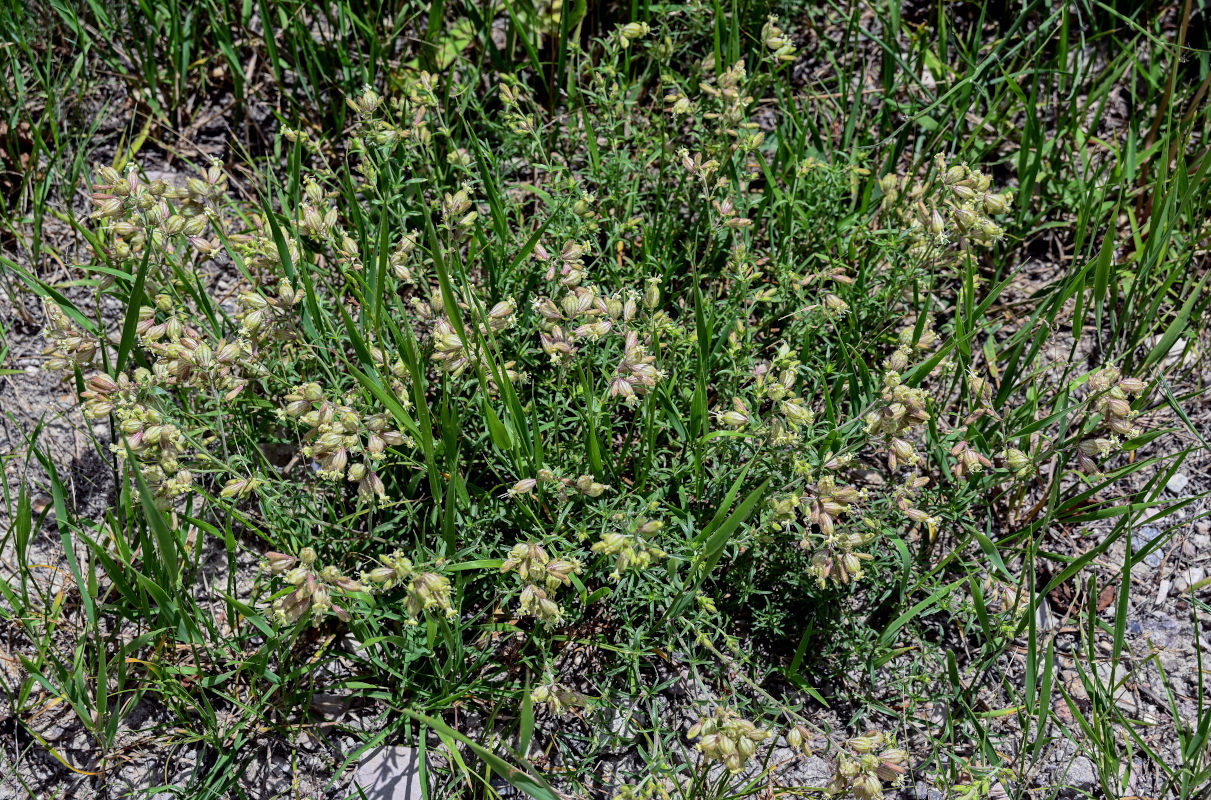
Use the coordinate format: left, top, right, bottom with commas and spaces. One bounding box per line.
354, 746, 425, 800
1166, 473, 1190, 494
1095, 662, 1138, 714
1065, 755, 1099, 790
1035, 597, 1056, 631
1174, 567, 1206, 594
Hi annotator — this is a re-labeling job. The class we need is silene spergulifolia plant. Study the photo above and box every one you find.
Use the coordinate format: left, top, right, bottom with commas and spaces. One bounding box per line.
41, 16, 1159, 799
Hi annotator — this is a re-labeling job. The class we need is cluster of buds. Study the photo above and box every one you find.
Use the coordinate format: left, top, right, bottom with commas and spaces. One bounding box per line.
678, 149, 721, 183
231, 221, 301, 284
614, 776, 680, 800
827, 731, 909, 800
532, 276, 660, 378
498, 78, 536, 136
341, 75, 433, 155
664, 83, 693, 116
981, 575, 1027, 627
786, 724, 814, 756
864, 372, 931, 470
591, 518, 666, 579
608, 330, 663, 405
83, 369, 197, 516
41, 300, 99, 370
362, 551, 456, 623
390, 232, 418, 282
884, 320, 938, 373
934, 155, 1012, 243
770, 371, 815, 429
894, 474, 939, 537
263, 547, 367, 626
807, 475, 862, 537
950, 440, 993, 478
279, 382, 409, 503
699, 59, 755, 139
429, 318, 473, 376
440, 185, 478, 235
1074, 366, 1147, 474
761, 16, 796, 62
80, 372, 135, 419
618, 22, 650, 47
687, 707, 771, 774
715, 356, 816, 444
236, 280, 302, 345
765, 462, 875, 587
89, 162, 225, 262
795, 484, 875, 588
298, 177, 340, 240
421, 292, 520, 380
503, 470, 610, 502
534, 241, 590, 287
530, 675, 588, 716
710, 195, 753, 231
346, 84, 383, 118
404, 70, 443, 121
500, 542, 581, 623
880, 155, 1011, 251
134, 296, 252, 400
806, 530, 875, 587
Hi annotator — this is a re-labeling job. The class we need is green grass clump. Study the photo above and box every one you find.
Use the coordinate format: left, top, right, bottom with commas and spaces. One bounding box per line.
2, 2, 1210, 799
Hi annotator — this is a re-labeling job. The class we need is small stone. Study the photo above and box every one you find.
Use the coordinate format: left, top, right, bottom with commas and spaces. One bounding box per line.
1174, 566, 1205, 594
795, 756, 833, 787
1062, 670, 1089, 703
1166, 473, 1190, 494
1132, 526, 1164, 568
1094, 662, 1138, 714
1064, 756, 1098, 790
853, 469, 883, 486
909, 786, 945, 800
354, 746, 424, 800
1156, 579, 1171, 604
1036, 597, 1057, 631
610, 703, 641, 736
311, 692, 353, 720
1143, 613, 1180, 642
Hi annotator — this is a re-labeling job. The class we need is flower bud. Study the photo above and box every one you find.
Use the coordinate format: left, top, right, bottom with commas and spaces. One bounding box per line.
982, 192, 1012, 214
620, 22, 650, 41
1105, 396, 1132, 417
1005, 448, 1031, 473
1118, 377, 1147, 395
643, 278, 661, 310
